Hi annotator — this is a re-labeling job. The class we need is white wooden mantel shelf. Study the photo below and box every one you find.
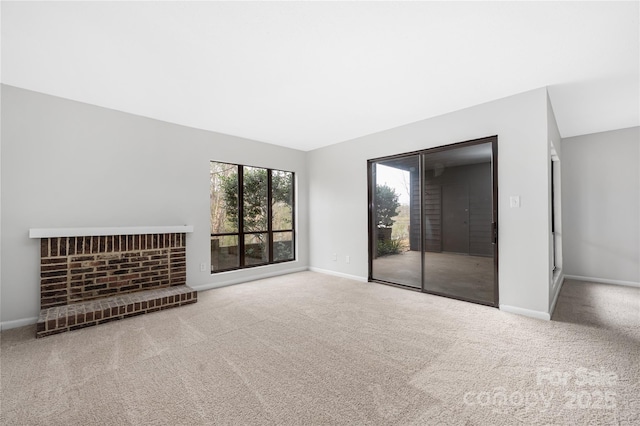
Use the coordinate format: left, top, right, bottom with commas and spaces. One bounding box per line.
29, 226, 194, 239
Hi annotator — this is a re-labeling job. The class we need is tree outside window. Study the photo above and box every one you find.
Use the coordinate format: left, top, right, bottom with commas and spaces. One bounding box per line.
210, 162, 294, 272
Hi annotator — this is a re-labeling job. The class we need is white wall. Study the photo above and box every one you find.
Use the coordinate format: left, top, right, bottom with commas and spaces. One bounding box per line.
308, 87, 554, 317
0, 84, 3, 325
562, 127, 640, 286
547, 92, 564, 312
0, 85, 309, 327
0, 84, 567, 324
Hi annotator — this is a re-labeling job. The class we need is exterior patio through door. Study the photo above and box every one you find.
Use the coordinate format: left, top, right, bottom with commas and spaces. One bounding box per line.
368, 136, 498, 307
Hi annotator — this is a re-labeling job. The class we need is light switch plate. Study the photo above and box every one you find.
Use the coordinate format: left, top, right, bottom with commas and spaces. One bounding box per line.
510, 196, 521, 208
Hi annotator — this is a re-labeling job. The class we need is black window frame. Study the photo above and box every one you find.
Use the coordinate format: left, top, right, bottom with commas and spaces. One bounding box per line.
210, 162, 295, 273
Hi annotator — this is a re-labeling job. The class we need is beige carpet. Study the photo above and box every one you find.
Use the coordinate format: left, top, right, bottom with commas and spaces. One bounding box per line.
1, 272, 638, 425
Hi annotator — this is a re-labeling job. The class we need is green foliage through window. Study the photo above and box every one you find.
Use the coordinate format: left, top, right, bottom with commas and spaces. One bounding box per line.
377, 239, 403, 256
376, 184, 401, 228
210, 161, 295, 272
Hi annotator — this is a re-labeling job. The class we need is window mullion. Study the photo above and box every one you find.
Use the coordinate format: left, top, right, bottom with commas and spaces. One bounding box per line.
238, 165, 245, 267
267, 169, 274, 263
291, 172, 296, 259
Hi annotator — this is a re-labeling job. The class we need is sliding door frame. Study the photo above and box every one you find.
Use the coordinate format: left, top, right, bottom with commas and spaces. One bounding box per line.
367, 135, 499, 307
367, 152, 424, 291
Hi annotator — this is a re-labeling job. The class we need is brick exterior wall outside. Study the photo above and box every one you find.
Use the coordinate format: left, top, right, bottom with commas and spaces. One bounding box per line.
40, 233, 187, 310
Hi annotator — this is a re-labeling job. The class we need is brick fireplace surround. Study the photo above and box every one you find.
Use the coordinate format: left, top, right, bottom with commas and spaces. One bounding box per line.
30, 227, 197, 338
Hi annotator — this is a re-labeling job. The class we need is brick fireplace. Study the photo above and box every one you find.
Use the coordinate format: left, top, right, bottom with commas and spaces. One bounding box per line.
30, 226, 197, 337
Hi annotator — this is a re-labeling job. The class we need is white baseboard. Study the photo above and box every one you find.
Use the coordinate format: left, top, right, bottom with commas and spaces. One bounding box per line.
500, 304, 550, 321
564, 275, 640, 288
1, 316, 38, 331
191, 266, 309, 292
307, 267, 368, 283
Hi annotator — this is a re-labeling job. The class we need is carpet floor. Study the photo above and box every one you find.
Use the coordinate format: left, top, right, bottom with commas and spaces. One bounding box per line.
1, 272, 638, 425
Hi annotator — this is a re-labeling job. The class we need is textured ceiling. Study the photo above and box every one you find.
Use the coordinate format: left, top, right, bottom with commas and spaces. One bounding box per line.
2, 1, 638, 151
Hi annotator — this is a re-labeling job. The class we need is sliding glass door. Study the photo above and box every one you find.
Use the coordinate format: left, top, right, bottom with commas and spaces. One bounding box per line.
368, 137, 498, 307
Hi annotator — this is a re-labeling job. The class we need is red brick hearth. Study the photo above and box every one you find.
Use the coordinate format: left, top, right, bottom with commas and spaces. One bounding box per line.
37, 285, 196, 338
32, 228, 197, 338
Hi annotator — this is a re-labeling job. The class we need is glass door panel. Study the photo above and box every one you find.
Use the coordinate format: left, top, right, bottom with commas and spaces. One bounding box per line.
370, 155, 421, 288
422, 141, 496, 305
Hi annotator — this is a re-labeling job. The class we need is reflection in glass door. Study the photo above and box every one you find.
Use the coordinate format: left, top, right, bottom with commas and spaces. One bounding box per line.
369, 137, 498, 307
422, 140, 496, 305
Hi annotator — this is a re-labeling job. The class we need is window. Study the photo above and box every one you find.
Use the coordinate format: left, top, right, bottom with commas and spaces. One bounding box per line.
210, 161, 295, 272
